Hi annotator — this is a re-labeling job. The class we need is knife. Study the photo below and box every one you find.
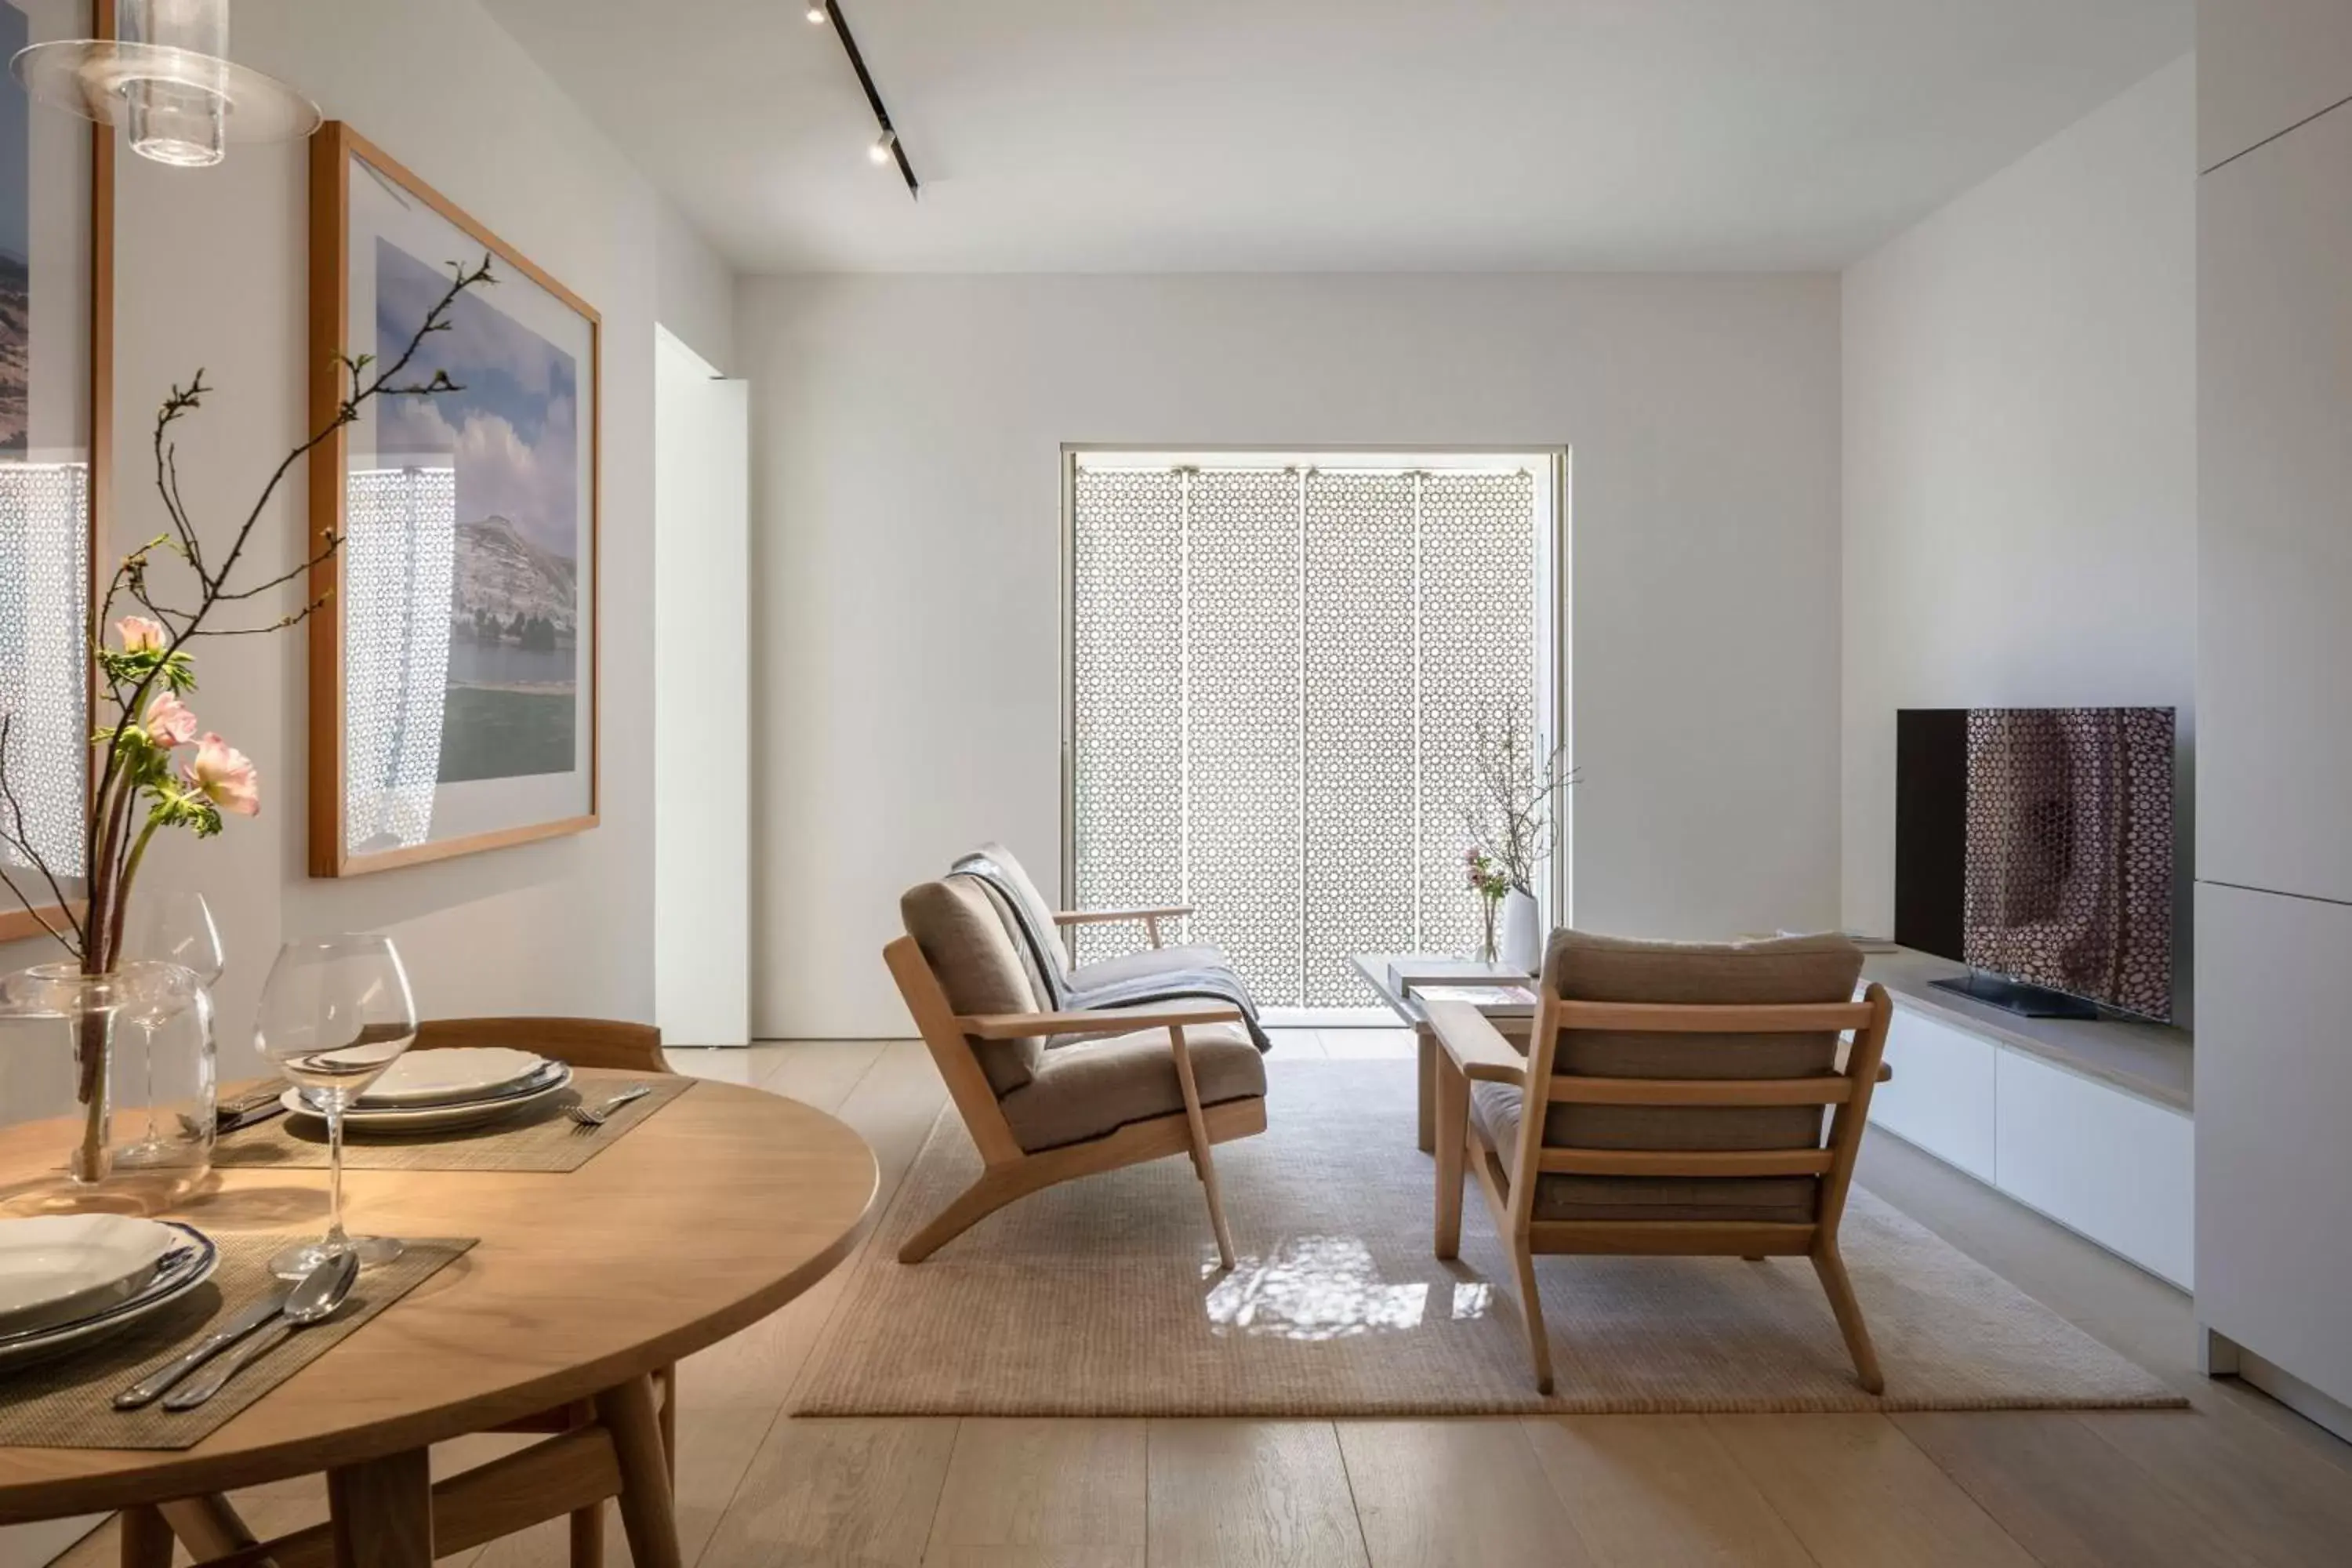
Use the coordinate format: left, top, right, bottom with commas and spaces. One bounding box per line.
112, 1287, 293, 1409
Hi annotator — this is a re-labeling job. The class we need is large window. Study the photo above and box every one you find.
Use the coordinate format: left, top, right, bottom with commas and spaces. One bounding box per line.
1065, 450, 1565, 1008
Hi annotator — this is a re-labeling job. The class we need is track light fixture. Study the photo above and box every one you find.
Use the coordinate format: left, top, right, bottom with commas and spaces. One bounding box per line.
811, 0, 918, 198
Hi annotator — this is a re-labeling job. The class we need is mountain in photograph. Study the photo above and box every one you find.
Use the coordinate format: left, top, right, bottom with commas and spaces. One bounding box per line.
0, 249, 27, 455
449, 515, 577, 637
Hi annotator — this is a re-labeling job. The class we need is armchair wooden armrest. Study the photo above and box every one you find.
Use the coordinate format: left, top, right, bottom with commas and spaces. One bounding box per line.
1051, 905, 1194, 927
957, 999, 1247, 1040
1425, 1000, 1528, 1087
1050, 904, 1194, 949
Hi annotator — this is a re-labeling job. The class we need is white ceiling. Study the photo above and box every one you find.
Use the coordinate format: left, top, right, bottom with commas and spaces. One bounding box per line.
482, 0, 2191, 274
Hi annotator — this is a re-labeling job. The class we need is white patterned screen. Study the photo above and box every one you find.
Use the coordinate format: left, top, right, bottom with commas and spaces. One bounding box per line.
1070, 459, 1544, 1007
0, 463, 92, 891
342, 464, 458, 853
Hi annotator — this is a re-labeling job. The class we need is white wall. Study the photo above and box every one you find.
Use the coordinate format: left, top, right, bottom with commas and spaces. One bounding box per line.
1840, 58, 2198, 1002
740, 273, 1843, 1038
654, 328, 750, 1046
0, 0, 735, 1094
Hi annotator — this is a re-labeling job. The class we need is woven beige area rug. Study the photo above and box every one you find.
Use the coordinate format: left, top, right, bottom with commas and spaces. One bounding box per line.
793, 1059, 2185, 1416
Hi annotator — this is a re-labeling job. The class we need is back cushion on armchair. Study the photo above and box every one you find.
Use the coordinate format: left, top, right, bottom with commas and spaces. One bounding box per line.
900, 877, 1048, 1094
1541, 929, 1866, 1153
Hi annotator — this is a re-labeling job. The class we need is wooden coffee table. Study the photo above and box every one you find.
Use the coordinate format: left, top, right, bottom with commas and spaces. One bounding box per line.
0, 1070, 877, 1566
1351, 953, 1534, 1153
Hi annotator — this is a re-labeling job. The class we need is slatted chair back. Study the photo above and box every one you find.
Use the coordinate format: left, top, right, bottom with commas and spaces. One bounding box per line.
411, 1017, 670, 1076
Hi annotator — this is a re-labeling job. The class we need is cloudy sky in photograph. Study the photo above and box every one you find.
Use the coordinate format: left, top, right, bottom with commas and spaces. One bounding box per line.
374, 238, 579, 559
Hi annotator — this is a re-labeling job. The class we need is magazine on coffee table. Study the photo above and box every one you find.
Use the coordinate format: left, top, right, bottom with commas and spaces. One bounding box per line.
1403, 981, 1539, 1018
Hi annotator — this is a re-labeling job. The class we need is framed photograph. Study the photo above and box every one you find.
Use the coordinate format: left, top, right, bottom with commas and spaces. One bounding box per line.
0, 0, 109, 943
307, 121, 599, 877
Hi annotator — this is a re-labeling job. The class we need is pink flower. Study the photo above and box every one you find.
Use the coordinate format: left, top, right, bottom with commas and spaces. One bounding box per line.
142, 692, 198, 748
115, 616, 166, 654
182, 733, 260, 818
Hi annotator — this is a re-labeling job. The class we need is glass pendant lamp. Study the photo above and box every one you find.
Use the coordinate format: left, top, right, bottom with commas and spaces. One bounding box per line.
10, 0, 320, 169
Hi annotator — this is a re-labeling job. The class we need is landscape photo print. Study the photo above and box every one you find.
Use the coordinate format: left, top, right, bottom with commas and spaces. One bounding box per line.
376, 236, 580, 786
313, 123, 599, 875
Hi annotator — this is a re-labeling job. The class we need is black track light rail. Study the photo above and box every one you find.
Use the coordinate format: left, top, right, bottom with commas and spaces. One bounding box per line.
819, 0, 919, 198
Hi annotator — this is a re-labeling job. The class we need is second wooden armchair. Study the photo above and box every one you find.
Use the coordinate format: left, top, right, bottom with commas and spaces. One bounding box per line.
886, 874, 1269, 1265
1431, 931, 1894, 1396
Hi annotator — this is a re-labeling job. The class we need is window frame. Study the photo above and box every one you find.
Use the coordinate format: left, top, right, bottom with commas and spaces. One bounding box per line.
1058, 444, 1573, 976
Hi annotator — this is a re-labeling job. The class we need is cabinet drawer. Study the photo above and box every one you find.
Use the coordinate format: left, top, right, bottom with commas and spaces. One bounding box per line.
1869, 1005, 1998, 1181
1996, 1050, 2194, 1288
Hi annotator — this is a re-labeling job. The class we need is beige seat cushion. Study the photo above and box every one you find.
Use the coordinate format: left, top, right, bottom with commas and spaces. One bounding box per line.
1490, 928, 1864, 1222
900, 878, 1047, 1094
998, 1022, 1267, 1153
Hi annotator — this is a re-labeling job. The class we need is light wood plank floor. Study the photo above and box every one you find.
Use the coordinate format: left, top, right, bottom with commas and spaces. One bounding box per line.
53, 1032, 2352, 1567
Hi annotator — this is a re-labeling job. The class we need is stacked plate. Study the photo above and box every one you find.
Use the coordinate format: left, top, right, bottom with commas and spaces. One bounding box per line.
281, 1047, 572, 1134
0, 1214, 217, 1367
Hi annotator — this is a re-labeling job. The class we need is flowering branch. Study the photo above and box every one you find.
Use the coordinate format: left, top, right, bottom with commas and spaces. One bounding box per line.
0, 253, 497, 977
1461, 712, 1576, 898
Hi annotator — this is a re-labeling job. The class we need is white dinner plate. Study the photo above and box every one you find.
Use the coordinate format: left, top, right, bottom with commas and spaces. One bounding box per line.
0, 1223, 216, 1367
282, 1062, 574, 1134
355, 1047, 551, 1108
0, 1214, 183, 1334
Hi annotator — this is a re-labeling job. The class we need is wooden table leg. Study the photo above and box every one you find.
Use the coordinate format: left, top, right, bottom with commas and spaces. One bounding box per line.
1417, 1027, 1437, 1154
327, 1448, 434, 1568
119, 1505, 175, 1568
158, 1496, 271, 1564
595, 1373, 683, 1568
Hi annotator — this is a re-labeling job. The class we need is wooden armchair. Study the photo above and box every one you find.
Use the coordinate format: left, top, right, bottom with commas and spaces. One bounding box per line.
886, 875, 1269, 1265
1430, 931, 1893, 1396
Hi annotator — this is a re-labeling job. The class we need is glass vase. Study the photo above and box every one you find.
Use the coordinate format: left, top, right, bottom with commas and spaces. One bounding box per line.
0, 960, 213, 1189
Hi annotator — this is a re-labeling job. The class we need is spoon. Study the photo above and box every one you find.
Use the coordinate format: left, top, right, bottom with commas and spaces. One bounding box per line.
162, 1248, 360, 1411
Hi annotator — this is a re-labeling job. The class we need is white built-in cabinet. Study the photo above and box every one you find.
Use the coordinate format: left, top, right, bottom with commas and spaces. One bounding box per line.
2197, 885, 2352, 1402
2198, 97, 2352, 903
2198, 0, 2352, 171
1868, 1004, 2193, 1289
2196, 0, 2352, 1428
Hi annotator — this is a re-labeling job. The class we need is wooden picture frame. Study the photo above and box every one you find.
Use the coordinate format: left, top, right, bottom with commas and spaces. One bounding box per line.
307, 122, 601, 878
0, 0, 111, 946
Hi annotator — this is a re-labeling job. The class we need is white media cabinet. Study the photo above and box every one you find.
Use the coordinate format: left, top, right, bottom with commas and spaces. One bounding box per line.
1861, 950, 2194, 1290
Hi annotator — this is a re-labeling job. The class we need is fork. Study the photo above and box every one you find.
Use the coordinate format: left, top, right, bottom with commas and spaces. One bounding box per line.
566, 1083, 653, 1132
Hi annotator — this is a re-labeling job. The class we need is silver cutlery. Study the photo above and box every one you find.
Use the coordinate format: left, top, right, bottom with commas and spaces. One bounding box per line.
182, 1083, 292, 1141
114, 1285, 292, 1408
160, 1249, 358, 1411
566, 1083, 653, 1132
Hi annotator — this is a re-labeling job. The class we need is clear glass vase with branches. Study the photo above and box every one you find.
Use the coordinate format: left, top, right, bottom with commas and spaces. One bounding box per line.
0, 254, 495, 1184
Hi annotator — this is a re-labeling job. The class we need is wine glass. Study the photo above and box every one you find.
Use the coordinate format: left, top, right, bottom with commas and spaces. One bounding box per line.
121, 891, 226, 1161
256, 935, 418, 1280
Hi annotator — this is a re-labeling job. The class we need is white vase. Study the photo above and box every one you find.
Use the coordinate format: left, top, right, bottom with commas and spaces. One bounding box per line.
1498, 890, 1544, 975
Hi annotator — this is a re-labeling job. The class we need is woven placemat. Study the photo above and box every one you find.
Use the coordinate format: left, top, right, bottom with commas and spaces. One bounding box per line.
212, 1076, 694, 1173
0, 1235, 473, 1450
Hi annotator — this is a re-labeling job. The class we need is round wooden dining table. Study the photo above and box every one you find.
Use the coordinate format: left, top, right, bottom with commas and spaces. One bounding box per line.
0, 1071, 878, 1568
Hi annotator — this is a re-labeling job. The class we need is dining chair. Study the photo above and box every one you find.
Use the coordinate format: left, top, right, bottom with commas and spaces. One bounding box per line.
143, 1017, 679, 1568
1428, 930, 1893, 1395
412, 1017, 675, 1566
885, 875, 1269, 1265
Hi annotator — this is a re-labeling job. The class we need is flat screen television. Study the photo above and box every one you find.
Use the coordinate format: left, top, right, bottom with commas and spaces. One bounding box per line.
1894, 707, 2174, 1022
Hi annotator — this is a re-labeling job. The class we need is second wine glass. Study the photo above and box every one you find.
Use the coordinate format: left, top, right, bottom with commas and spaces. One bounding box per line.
120, 891, 226, 1166
256, 934, 418, 1280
